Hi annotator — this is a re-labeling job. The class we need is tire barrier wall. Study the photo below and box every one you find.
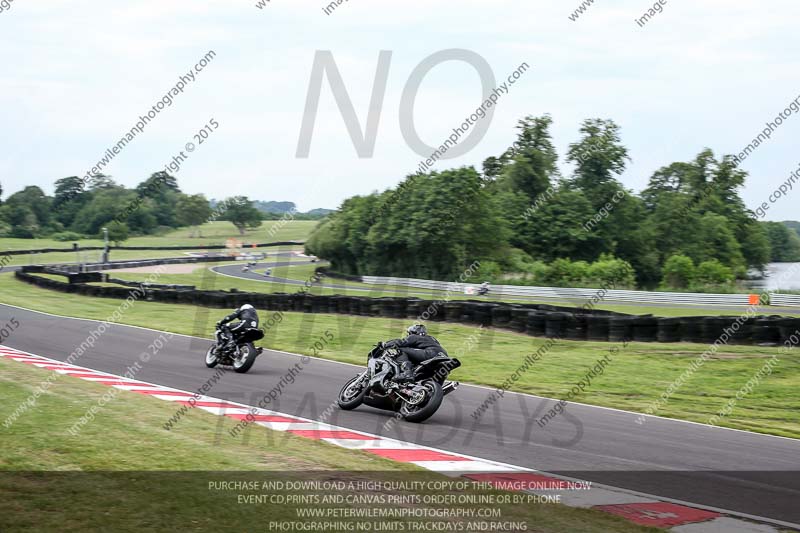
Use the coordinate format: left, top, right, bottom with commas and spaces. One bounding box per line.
105, 277, 196, 291
3, 241, 304, 256
15, 269, 800, 346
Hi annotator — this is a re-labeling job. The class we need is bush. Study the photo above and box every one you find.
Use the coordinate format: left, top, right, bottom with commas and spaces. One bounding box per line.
524, 260, 550, 283
497, 255, 636, 288
51, 231, 83, 242
661, 255, 695, 289
694, 259, 734, 285
476, 260, 503, 281
542, 258, 588, 286
587, 254, 636, 288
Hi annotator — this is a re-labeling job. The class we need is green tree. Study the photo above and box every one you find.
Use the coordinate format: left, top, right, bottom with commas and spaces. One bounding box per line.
135, 172, 181, 227
53, 176, 91, 228
308, 167, 509, 279
763, 221, 800, 262
690, 213, 747, 274
176, 194, 213, 237
87, 174, 118, 191
0, 186, 53, 237
642, 149, 764, 275
499, 115, 559, 201
510, 186, 598, 262
72, 188, 137, 235
0, 204, 39, 238
566, 118, 629, 211
482, 156, 503, 179
105, 220, 130, 246
220, 196, 263, 236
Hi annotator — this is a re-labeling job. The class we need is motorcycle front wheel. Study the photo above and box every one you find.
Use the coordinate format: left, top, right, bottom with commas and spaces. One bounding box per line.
400, 380, 443, 423
338, 373, 368, 410
205, 344, 220, 368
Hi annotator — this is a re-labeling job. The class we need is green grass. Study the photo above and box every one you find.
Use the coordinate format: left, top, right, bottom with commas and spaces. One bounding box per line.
1, 274, 798, 439
0, 358, 656, 533
0, 220, 317, 252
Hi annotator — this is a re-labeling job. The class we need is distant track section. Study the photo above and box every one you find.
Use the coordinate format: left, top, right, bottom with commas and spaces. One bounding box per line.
2, 241, 304, 255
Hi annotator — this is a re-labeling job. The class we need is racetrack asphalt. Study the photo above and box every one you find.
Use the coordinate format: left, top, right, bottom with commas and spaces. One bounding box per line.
1, 302, 798, 525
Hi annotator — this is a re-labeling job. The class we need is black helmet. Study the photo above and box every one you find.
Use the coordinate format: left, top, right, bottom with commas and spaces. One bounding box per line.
407, 324, 427, 336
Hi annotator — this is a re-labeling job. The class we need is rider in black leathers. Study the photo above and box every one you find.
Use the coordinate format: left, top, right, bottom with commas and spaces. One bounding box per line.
383, 324, 448, 382
216, 304, 260, 352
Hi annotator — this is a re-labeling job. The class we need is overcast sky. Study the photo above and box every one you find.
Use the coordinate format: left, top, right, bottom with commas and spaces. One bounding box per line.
1, 0, 798, 219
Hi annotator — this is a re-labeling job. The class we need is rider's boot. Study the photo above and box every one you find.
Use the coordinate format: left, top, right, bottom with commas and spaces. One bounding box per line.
223, 334, 236, 354
396, 362, 415, 383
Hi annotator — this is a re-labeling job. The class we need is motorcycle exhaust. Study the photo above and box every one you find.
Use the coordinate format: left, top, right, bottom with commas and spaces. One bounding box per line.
442, 381, 459, 396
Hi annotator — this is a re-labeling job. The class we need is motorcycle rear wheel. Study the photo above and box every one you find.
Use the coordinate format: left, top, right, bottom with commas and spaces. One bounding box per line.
400, 380, 443, 423
233, 343, 258, 374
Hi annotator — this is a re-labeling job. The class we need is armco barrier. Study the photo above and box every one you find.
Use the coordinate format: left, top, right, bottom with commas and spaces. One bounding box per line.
771, 294, 800, 307
14, 268, 798, 346
359, 275, 756, 306
317, 268, 761, 307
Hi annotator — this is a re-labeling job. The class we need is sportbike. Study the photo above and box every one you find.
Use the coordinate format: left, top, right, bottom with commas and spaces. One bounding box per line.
337, 344, 460, 423
205, 325, 264, 374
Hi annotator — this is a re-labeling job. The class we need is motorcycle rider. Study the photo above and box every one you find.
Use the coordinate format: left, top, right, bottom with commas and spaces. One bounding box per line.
383, 324, 448, 383
478, 281, 490, 295
216, 304, 260, 354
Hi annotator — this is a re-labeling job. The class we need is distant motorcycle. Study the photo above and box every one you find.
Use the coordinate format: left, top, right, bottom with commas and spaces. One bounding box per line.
242, 261, 257, 273
477, 283, 490, 296
205, 325, 264, 373
337, 344, 460, 423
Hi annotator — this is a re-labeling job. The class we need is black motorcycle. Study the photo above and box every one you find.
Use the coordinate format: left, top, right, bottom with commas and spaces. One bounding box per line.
337, 344, 460, 423
205, 325, 264, 374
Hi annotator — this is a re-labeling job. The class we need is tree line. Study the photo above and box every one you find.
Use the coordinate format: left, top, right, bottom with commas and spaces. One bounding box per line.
306, 115, 800, 290
0, 173, 311, 243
